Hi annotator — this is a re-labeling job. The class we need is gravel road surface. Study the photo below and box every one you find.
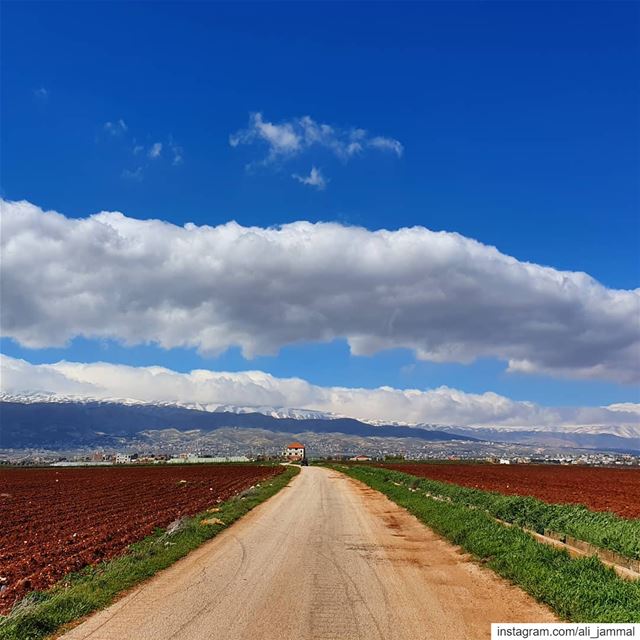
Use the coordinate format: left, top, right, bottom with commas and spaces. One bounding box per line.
61, 466, 556, 640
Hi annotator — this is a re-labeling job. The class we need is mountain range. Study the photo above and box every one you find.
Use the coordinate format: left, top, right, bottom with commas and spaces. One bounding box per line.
0, 393, 638, 453
0, 395, 475, 449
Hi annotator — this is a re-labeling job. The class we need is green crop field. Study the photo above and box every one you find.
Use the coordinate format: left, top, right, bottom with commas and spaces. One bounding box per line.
327, 464, 640, 623
365, 465, 640, 560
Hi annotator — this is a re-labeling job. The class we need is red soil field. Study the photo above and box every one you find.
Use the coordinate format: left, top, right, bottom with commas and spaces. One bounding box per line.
378, 463, 640, 519
0, 464, 283, 614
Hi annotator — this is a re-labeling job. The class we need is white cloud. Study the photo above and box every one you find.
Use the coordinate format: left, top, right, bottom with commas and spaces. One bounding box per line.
104, 119, 128, 136
148, 142, 163, 159
1, 198, 639, 383
1, 354, 98, 396
169, 137, 184, 166
292, 166, 327, 190
1, 354, 638, 431
230, 112, 403, 166
230, 113, 301, 159
104, 128, 182, 174
33, 87, 48, 101
368, 136, 404, 157
607, 403, 640, 415
121, 166, 143, 181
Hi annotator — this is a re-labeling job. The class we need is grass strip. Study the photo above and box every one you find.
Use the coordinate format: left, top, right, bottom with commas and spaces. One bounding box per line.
373, 464, 640, 560
0, 465, 298, 640
328, 464, 640, 623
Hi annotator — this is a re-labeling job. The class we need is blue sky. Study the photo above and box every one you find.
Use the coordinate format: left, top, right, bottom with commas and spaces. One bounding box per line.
1, 1, 639, 414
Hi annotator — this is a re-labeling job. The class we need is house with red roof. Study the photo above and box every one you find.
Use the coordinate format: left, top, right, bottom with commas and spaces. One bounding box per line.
284, 442, 306, 461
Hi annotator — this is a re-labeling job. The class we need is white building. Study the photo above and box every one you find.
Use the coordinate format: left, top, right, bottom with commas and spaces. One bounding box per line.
284, 442, 306, 461
115, 453, 131, 464
167, 456, 251, 464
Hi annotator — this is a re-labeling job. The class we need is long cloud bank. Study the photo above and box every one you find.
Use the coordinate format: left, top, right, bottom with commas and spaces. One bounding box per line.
1, 354, 639, 433
1, 199, 639, 383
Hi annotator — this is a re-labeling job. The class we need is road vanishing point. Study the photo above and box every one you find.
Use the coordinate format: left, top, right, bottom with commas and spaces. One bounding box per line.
62, 466, 556, 640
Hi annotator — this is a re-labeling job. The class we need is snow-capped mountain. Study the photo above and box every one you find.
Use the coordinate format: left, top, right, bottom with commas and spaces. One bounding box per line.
207, 404, 339, 420
357, 415, 640, 440
0, 392, 337, 420
0, 395, 477, 449
1, 392, 638, 451
429, 423, 640, 440
0, 391, 148, 406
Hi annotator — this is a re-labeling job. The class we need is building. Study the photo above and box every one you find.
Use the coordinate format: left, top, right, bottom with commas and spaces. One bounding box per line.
284, 442, 306, 461
115, 453, 131, 464
167, 455, 251, 464
349, 455, 372, 462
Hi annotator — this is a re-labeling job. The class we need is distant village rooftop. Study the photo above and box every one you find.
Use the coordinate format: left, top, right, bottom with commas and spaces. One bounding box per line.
284, 442, 306, 461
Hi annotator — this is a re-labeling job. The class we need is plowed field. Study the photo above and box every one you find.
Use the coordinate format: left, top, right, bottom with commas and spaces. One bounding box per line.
377, 463, 640, 519
0, 464, 283, 613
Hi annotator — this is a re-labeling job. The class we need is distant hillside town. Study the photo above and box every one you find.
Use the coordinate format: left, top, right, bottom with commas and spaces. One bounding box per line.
1, 441, 638, 468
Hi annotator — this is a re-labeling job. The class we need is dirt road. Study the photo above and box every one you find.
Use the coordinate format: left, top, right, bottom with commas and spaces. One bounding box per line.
62, 466, 556, 640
